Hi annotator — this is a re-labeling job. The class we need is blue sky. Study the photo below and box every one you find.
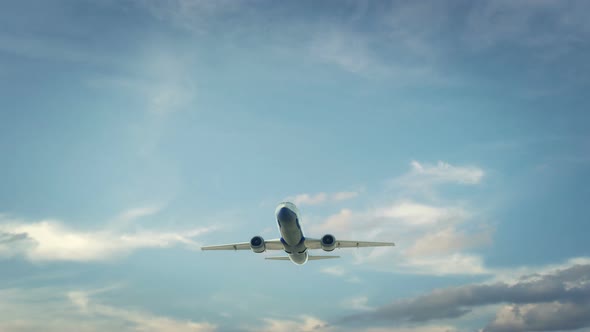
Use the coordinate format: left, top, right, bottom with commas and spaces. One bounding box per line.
1, 1, 589, 331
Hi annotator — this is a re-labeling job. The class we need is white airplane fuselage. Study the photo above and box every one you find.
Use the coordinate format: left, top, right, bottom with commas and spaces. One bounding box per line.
275, 202, 308, 265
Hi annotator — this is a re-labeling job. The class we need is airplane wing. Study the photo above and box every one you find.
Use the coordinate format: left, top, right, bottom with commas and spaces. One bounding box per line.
201, 238, 284, 251
304, 238, 395, 250
265, 255, 340, 260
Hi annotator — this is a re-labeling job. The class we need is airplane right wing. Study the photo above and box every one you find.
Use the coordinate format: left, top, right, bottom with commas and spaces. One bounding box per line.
265, 255, 340, 261
304, 238, 395, 250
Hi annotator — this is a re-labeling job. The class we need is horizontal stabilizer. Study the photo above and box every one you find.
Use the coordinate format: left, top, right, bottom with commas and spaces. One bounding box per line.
308, 255, 340, 260
265, 256, 291, 260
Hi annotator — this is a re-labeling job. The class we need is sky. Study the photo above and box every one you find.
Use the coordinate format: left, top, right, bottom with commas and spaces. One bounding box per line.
0, 0, 589, 331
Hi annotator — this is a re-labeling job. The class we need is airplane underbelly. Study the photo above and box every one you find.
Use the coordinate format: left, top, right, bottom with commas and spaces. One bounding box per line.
280, 223, 303, 246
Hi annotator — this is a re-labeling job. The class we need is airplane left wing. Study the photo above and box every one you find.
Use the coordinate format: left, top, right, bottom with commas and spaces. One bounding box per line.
304, 238, 395, 250
201, 239, 284, 251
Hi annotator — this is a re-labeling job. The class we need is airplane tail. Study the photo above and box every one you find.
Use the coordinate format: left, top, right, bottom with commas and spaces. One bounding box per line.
265, 255, 340, 261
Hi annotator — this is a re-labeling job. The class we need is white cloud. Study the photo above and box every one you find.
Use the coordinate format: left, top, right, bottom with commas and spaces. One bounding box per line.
406, 227, 493, 257
397, 253, 489, 276
332, 191, 360, 201
290, 192, 328, 205
0, 213, 213, 262
246, 315, 459, 332
287, 191, 359, 206
320, 266, 347, 277
309, 208, 354, 234
342, 296, 373, 311
309, 160, 485, 276
396, 161, 484, 188
375, 201, 468, 226
320, 266, 361, 283
117, 206, 162, 222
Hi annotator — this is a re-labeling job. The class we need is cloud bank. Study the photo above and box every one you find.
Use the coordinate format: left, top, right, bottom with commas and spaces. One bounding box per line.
343, 263, 590, 332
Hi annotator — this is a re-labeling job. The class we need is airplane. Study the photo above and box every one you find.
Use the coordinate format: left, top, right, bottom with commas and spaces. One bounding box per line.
201, 201, 395, 265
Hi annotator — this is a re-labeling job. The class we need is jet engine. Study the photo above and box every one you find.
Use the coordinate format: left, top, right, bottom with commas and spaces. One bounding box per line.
321, 234, 336, 251
250, 236, 266, 253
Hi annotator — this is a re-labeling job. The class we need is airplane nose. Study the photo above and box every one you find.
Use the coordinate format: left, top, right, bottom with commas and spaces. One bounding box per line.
277, 207, 295, 222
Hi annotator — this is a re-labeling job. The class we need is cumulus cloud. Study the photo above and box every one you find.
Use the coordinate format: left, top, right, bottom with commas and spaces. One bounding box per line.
310, 200, 485, 275
485, 302, 590, 332
343, 263, 590, 332
0, 212, 213, 262
302, 160, 489, 276
309, 199, 487, 276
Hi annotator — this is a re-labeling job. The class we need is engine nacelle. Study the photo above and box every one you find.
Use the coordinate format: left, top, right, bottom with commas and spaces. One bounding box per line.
250, 236, 266, 253
321, 234, 336, 252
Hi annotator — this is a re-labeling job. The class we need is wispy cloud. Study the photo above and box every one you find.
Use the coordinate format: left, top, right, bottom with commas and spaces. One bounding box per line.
0, 285, 219, 332
244, 315, 332, 332
137, 0, 246, 34
287, 191, 359, 206
68, 290, 217, 332
0, 209, 213, 262
320, 266, 361, 283
342, 296, 373, 311
374, 201, 469, 226
308, 28, 376, 75
406, 227, 493, 257
395, 160, 484, 188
